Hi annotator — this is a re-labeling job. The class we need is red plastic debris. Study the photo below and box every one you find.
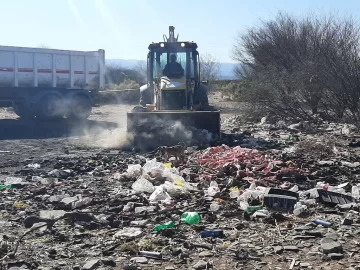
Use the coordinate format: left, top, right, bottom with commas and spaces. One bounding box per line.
188, 145, 283, 182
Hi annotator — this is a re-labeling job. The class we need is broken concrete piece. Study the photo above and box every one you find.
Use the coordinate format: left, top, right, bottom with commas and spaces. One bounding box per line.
39, 210, 66, 220
82, 259, 100, 270
321, 238, 343, 254
113, 227, 143, 239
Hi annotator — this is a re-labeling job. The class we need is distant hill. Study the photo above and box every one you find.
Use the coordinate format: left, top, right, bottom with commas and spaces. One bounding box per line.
105, 59, 238, 80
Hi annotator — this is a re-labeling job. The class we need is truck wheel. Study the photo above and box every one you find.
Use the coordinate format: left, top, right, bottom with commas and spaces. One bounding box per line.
67, 95, 92, 120
12, 104, 35, 119
38, 95, 63, 119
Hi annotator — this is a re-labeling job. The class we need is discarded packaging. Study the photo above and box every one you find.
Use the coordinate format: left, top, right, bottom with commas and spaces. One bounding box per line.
181, 212, 200, 225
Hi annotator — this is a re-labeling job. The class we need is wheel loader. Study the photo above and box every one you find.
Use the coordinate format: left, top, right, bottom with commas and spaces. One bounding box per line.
127, 26, 221, 141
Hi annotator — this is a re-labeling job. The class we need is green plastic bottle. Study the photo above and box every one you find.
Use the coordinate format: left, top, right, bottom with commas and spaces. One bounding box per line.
153, 221, 175, 231
181, 212, 200, 225
0, 184, 12, 190
246, 205, 263, 214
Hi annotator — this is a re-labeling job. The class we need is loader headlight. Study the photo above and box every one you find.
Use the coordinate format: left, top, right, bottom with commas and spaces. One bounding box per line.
181, 43, 185, 47
160, 43, 165, 47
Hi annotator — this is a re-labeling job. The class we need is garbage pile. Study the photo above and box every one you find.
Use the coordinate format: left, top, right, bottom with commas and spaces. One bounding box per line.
1, 119, 360, 269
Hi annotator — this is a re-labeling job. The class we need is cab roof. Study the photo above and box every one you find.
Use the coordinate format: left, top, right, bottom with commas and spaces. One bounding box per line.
148, 41, 198, 50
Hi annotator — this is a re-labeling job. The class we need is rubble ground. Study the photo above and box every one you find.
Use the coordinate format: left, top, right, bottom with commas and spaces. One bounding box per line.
1, 92, 360, 270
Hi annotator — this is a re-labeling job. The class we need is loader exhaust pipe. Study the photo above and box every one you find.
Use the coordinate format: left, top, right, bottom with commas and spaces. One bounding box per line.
163, 26, 179, 43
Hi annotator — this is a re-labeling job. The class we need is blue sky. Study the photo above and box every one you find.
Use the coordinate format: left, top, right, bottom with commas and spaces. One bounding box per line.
0, 0, 358, 62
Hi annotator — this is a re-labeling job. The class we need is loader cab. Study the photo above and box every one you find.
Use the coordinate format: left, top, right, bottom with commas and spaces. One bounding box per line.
147, 42, 199, 81
147, 42, 200, 110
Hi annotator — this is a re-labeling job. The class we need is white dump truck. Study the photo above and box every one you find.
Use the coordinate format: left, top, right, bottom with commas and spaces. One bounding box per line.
0, 45, 105, 119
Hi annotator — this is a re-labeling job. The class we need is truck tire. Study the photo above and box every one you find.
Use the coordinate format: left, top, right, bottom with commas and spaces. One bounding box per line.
12, 104, 35, 119
67, 95, 92, 120
38, 95, 63, 119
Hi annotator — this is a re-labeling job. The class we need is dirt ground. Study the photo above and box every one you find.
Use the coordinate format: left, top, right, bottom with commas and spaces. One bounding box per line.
0, 90, 356, 269
0, 91, 252, 269
0, 90, 240, 156
0, 90, 242, 207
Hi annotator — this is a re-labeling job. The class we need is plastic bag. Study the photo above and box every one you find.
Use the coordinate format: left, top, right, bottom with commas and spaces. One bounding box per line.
229, 187, 240, 198
352, 184, 360, 200
207, 181, 220, 197
289, 185, 299, 192
162, 181, 179, 194
166, 173, 194, 191
181, 212, 200, 225
132, 177, 155, 193
149, 186, 171, 202
239, 200, 249, 211
142, 158, 165, 174
126, 164, 142, 178
210, 202, 220, 211
149, 168, 164, 178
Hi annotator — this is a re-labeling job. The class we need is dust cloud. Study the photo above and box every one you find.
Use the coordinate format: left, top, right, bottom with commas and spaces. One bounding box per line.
70, 114, 214, 152
68, 93, 214, 151
73, 117, 134, 149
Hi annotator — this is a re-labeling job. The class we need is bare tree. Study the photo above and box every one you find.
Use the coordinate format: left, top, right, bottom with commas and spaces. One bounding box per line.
200, 53, 221, 82
231, 12, 360, 124
134, 61, 147, 83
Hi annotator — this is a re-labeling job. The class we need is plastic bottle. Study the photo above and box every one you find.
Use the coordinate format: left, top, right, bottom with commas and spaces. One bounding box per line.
153, 221, 175, 232
181, 212, 200, 225
246, 205, 263, 214
200, 230, 224, 238
252, 209, 270, 218
0, 184, 12, 190
313, 219, 331, 227
138, 251, 162, 259
293, 202, 307, 216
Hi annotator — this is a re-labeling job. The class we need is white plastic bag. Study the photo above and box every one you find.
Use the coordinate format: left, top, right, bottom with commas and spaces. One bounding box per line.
149, 186, 171, 202
142, 158, 165, 174
352, 184, 360, 200
162, 181, 179, 194
149, 168, 164, 178
229, 187, 240, 198
126, 164, 142, 178
132, 177, 155, 193
166, 173, 194, 191
162, 181, 190, 194
289, 185, 299, 192
207, 181, 220, 197
210, 202, 220, 211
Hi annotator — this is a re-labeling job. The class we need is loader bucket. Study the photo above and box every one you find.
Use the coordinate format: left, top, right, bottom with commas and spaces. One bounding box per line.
127, 110, 221, 138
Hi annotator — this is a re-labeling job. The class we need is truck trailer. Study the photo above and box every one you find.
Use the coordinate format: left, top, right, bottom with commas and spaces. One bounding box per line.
0, 45, 105, 119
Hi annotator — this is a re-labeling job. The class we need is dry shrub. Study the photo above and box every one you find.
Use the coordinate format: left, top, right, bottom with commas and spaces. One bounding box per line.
105, 80, 140, 90
296, 136, 337, 157
232, 12, 360, 125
